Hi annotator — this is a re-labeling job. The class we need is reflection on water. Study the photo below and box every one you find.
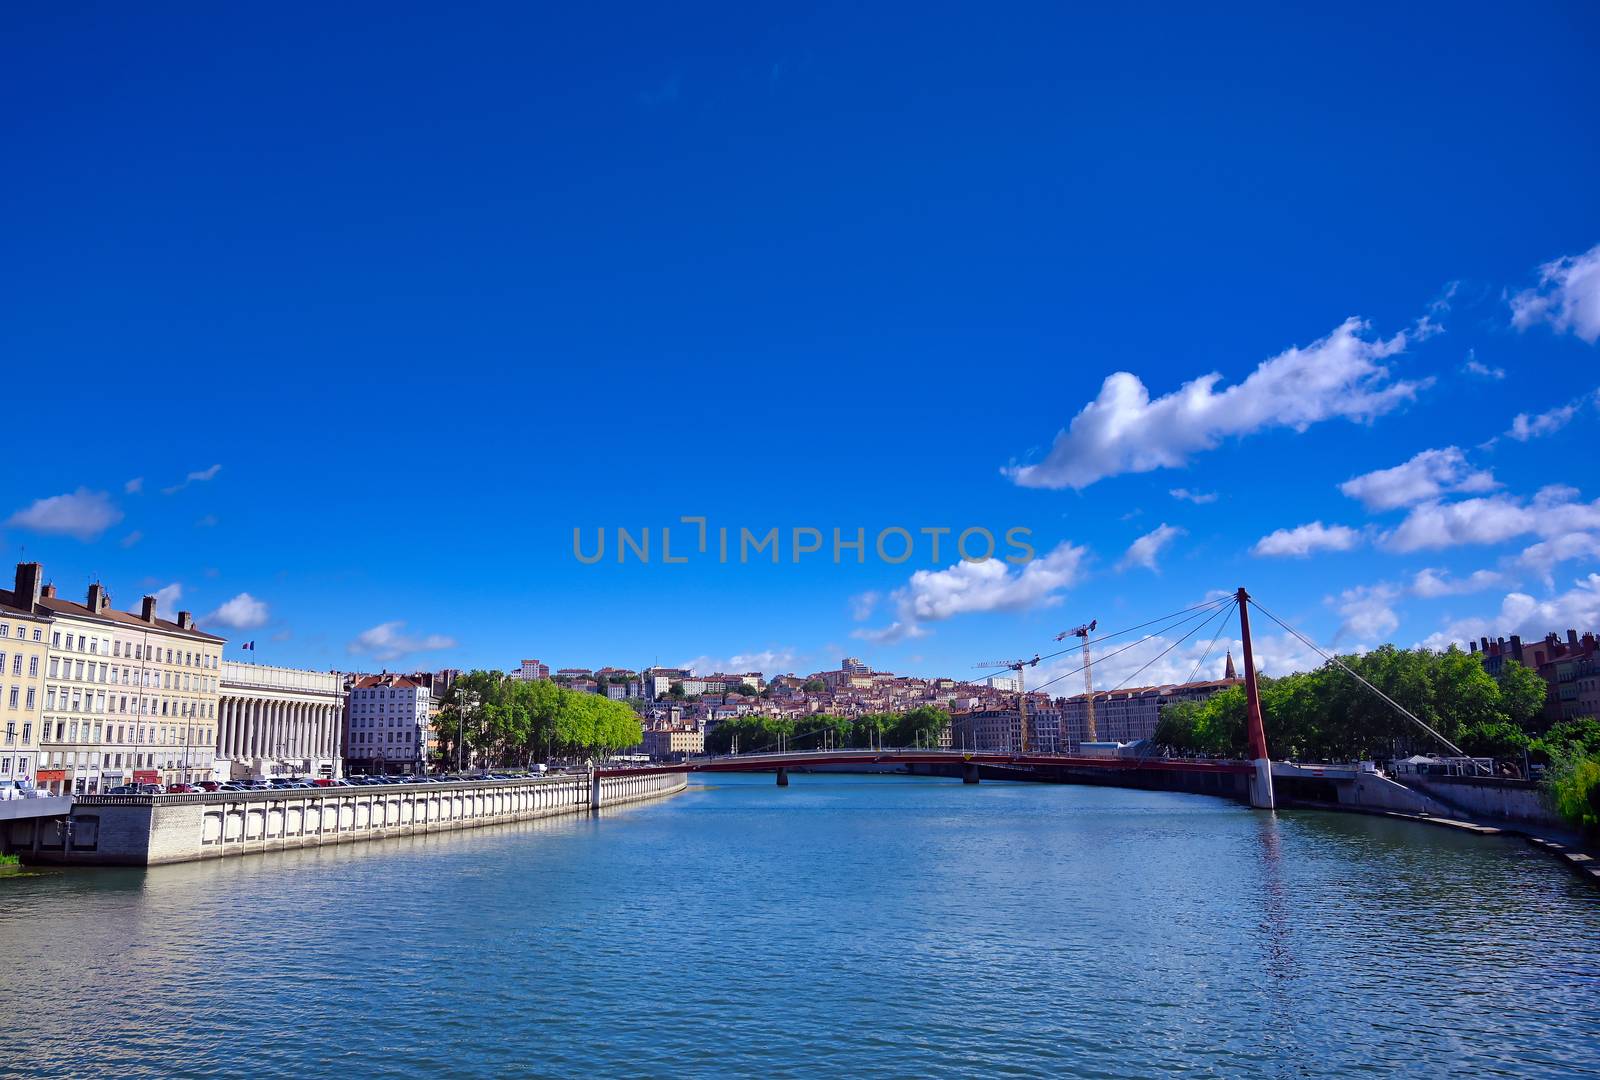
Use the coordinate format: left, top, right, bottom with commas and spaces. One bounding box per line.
2, 774, 1596, 1079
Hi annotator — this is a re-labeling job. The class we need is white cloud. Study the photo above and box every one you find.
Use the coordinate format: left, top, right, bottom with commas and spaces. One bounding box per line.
855, 541, 1089, 643
120, 531, 143, 549
678, 648, 798, 679
1517, 532, 1600, 587
1462, 350, 1505, 380
206, 592, 270, 630
1252, 521, 1364, 558
1421, 573, 1600, 650
1118, 524, 1185, 573
1032, 627, 1320, 692
1382, 486, 1600, 553
6, 488, 123, 541
124, 477, 144, 494
152, 583, 183, 621
1339, 447, 1496, 512
851, 620, 929, 646
1005, 317, 1430, 490
1510, 242, 1600, 343
849, 591, 880, 621
1410, 567, 1504, 598
1506, 390, 1596, 442
163, 463, 222, 495
1169, 488, 1218, 504
1331, 584, 1400, 642
348, 621, 457, 662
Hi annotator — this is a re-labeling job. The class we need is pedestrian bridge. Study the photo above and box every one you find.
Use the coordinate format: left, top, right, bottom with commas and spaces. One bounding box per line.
599, 748, 1257, 795
603, 748, 1255, 779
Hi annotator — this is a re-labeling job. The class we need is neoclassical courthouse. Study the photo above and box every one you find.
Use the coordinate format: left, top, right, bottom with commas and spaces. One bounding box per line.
1, 562, 355, 794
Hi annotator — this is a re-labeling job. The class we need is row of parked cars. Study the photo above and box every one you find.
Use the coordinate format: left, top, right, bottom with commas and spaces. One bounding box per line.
100, 771, 556, 796
0, 779, 52, 800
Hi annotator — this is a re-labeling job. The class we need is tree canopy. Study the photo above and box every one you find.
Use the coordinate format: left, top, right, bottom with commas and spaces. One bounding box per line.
703, 707, 950, 754
1152, 649, 1549, 763
431, 671, 643, 769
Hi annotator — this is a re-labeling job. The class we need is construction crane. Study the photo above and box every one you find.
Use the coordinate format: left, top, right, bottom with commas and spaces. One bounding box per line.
1056, 620, 1098, 743
974, 654, 1041, 752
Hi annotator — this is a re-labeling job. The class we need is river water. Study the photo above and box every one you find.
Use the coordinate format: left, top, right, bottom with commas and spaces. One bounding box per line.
2, 774, 1597, 1078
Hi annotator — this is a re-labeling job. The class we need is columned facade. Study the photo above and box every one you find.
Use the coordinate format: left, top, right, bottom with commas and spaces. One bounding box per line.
219, 662, 346, 780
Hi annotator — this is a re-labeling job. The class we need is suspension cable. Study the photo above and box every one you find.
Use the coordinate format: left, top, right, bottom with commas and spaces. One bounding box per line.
1026, 595, 1235, 667
1102, 599, 1238, 697
1245, 595, 1481, 769
1027, 600, 1233, 696
1184, 598, 1240, 686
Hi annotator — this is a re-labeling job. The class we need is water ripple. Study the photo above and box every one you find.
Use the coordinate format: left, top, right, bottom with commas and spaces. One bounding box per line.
2, 775, 1597, 1079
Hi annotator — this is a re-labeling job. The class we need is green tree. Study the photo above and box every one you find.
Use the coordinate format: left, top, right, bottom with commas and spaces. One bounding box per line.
1456, 719, 1530, 759
1533, 717, 1600, 761
1496, 661, 1549, 730
802, 678, 826, 693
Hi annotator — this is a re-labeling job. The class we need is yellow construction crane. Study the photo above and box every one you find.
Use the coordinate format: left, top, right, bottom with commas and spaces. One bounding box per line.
974, 654, 1041, 752
1056, 621, 1097, 744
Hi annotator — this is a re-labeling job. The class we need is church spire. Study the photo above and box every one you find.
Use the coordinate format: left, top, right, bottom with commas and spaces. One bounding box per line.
1224, 650, 1237, 680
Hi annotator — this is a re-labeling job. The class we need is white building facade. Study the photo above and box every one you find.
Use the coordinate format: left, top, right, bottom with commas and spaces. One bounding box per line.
0, 568, 51, 787
218, 662, 346, 780
34, 576, 223, 794
345, 675, 433, 775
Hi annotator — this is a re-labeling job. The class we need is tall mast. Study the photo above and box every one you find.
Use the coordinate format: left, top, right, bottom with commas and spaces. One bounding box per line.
1236, 587, 1275, 810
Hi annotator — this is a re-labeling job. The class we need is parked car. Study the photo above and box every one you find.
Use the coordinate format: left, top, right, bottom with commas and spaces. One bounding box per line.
218, 782, 249, 792
195, 781, 221, 792
0, 780, 21, 801
134, 783, 162, 794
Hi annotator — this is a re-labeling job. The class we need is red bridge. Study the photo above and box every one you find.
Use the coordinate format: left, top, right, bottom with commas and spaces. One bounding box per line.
598, 748, 1253, 782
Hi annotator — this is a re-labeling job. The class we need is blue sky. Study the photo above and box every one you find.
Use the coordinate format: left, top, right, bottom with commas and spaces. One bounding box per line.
3, 3, 1598, 687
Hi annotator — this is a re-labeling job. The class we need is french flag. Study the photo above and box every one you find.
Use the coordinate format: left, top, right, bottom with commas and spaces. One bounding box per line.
242, 641, 255, 652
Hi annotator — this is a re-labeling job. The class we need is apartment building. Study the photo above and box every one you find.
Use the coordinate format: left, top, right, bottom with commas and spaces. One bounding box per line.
345, 674, 433, 775
0, 565, 51, 787
16, 565, 226, 794
509, 659, 550, 681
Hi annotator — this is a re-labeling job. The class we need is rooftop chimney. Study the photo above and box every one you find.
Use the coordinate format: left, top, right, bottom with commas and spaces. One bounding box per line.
1469, 640, 1478, 654
140, 595, 159, 623
1569, 629, 1579, 647
86, 583, 108, 614
13, 562, 42, 609
177, 611, 194, 631
1509, 634, 1523, 659
41, 583, 55, 600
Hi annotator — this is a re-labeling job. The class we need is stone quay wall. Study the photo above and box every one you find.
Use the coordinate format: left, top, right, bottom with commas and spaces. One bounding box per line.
14, 771, 687, 866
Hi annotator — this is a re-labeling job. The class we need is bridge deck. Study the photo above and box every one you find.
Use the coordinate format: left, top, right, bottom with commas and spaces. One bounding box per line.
598, 749, 1253, 778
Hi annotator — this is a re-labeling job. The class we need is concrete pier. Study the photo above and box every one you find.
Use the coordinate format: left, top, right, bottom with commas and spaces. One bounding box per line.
8, 772, 687, 867
776, 768, 789, 787
962, 762, 980, 784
